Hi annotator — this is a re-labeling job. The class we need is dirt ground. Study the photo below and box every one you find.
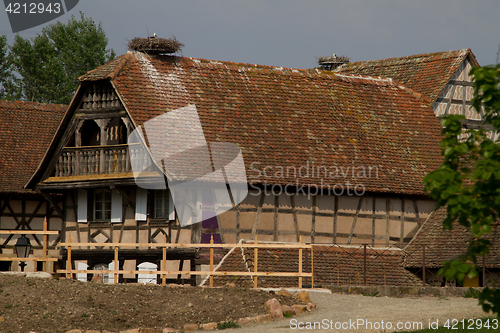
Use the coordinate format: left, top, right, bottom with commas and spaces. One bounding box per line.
0, 273, 304, 333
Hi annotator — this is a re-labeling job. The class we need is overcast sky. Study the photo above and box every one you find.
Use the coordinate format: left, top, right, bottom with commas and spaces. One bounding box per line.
1, 0, 500, 69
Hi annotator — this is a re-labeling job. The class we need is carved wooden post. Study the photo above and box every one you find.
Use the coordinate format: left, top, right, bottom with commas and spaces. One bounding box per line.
100, 118, 109, 174
73, 150, 79, 176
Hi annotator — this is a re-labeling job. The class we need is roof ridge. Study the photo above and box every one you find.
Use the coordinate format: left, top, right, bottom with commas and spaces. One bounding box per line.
345, 49, 470, 68
333, 73, 394, 86
107, 51, 133, 80
392, 79, 433, 105
0, 100, 67, 108
79, 52, 133, 82
186, 56, 309, 72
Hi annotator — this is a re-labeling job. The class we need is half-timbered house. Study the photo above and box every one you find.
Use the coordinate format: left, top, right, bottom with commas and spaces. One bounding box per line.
335, 50, 500, 287
335, 49, 484, 129
25, 44, 445, 281
0, 100, 66, 271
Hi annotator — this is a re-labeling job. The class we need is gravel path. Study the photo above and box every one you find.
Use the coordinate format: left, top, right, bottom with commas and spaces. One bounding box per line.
231, 290, 486, 333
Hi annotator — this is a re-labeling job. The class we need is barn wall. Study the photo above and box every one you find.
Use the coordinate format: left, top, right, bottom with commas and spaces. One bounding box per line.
218, 189, 435, 247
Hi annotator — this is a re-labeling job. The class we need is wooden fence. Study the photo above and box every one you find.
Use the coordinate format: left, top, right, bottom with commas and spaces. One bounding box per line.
56, 235, 314, 288
0, 218, 59, 271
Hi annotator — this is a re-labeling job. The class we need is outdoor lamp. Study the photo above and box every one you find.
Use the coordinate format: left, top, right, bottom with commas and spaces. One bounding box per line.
15, 234, 31, 271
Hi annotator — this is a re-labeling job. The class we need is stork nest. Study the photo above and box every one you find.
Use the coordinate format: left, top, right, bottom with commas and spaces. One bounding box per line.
317, 55, 350, 64
128, 36, 184, 54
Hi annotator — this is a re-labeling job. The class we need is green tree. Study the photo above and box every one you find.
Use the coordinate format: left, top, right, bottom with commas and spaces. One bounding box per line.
424, 63, 500, 316
0, 35, 20, 100
8, 12, 115, 104
0, 35, 11, 99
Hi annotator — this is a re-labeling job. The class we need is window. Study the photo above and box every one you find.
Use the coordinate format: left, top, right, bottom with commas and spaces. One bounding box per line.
77, 188, 122, 223
94, 189, 111, 221
155, 190, 169, 219
135, 188, 175, 222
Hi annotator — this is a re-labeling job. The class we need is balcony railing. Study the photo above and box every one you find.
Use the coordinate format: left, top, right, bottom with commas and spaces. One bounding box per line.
55, 144, 153, 177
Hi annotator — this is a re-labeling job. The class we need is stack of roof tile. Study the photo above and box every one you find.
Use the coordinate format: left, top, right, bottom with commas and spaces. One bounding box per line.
209, 243, 421, 287
404, 207, 500, 269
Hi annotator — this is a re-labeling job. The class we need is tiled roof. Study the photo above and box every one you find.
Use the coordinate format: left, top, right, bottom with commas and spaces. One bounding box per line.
208, 243, 421, 287
404, 207, 500, 268
79, 51, 443, 195
336, 49, 478, 103
0, 100, 67, 194
79, 53, 133, 82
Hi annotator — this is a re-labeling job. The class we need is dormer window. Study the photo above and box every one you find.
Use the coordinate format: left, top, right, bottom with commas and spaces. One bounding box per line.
106, 118, 128, 145
80, 120, 101, 146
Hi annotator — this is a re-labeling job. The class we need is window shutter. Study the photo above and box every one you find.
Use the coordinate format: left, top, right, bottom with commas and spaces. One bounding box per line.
168, 190, 175, 221
77, 189, 87, 223
135, 188, 148, 221
111, 190, 122, 223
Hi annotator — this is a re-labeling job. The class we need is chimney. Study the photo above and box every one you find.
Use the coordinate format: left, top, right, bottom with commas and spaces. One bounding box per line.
318, 54, 350, 70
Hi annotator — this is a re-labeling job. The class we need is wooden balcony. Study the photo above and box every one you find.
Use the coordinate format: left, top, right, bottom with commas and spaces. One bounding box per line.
54, 144, 152, 177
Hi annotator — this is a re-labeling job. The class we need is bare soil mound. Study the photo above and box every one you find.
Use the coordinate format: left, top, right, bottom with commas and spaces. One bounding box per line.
0, 274, 301, 333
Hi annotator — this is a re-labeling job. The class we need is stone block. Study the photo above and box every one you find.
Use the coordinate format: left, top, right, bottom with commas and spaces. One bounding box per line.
306, 303, 316, 311
281, 304, 296, 316
162, 328, 179, 333
201, 322, 218, 330
182, 323, 198, 331
291, 304, 308, 314
264, 298, 283, 319
254, 314, 273, 323
295, 290, 311, 303
277, 288, 293, 297
238, 317, 256, 326
26, 272, 52, 279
